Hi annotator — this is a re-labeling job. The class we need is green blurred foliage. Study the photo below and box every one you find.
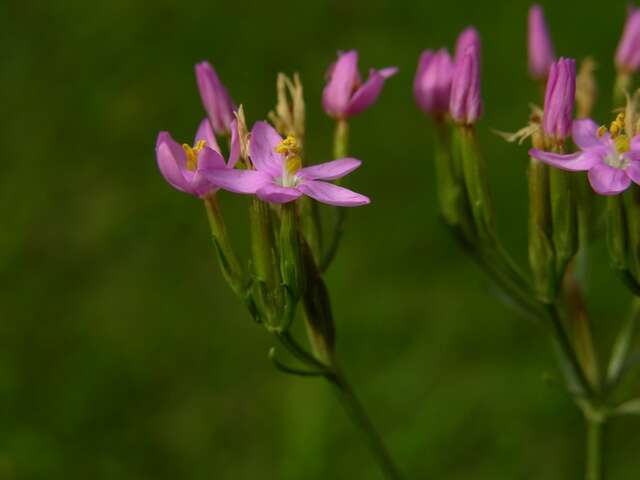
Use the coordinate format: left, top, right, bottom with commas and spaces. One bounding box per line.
1, 0, 639, 478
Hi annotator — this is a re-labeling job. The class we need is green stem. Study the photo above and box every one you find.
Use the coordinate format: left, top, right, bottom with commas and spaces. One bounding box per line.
334, 119, 349, 160
327, 369, 403, 480
546, 304, 594, 398
585, 415, 605, 480
203, 194, 246, 296
321, 119, 350, 272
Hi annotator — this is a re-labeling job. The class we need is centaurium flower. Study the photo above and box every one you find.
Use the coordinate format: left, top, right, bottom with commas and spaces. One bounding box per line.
615, 7, 640, 73
454, 27, 481, 65
414, 49, 454, 115
221, 121, 369, 206
195, 61, 236, 136
543, 58, 576, 141
449, 45, 482, 124
528, 4, 555, 80
156, 118, 256, 197
530, 117, 640, 195
322, 50, 398, 119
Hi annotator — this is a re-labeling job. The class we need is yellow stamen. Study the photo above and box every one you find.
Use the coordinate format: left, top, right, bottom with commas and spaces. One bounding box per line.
615, 134, 630, 153
597, 126, 607, 137
285, 155, 302, 175
182, 139, 207, 171
609, 112, 626, 137
275, 135, 300, 156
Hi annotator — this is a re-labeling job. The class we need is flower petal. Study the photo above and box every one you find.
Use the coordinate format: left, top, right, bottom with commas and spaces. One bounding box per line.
228, 118, 241, 168
197, 146, 226, 171
256, 183, 302, 203
625, 160, 640, 185
588, 163, 631, 195
297, 180, 370, 207
194, 118, 220, 153
529, 148, 599, 171
630, 134, 640, 153
299, 158, 362, 181
249, 121, 284, 177
156, 132, 191, 194
572, 119, 604, 149
203, 169, 272, 195
322, 50, 359, 118
346, 67, 398, 117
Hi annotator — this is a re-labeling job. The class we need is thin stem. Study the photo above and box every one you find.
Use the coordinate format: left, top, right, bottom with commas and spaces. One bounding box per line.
585, 415, 605, 480
327, 369, 404, 480
546, 304, 594, 399
321, 119, 350, 271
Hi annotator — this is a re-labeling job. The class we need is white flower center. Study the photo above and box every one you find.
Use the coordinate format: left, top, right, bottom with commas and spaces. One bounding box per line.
604, 151, 630, 170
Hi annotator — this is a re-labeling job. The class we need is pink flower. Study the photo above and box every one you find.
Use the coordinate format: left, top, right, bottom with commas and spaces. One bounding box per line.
195, 62, 236, 136
206, 122, 369, 206
449, 44, 482, 124
615, 7, 640, 73
543, 58, 576, 140
414, 49, 454, 115
528, 4, 555, 80
454, 27, 481, 65
529, 118, 640, 196
322, 50, 398, 119
156, 118, 257, 197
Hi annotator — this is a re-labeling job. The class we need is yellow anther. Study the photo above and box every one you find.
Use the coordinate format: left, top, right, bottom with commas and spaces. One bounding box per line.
285, 155, 302, 175
615, 134, 630, 153
609, 112, 626, 137
597, 126, 607, 137
275, 135, 300, 156
182, 139, 207, 171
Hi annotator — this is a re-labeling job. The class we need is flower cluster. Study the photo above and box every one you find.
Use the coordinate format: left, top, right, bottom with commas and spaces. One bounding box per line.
156, 59, 383, 207
154, 52, 396, 369
414, 27, 482, 124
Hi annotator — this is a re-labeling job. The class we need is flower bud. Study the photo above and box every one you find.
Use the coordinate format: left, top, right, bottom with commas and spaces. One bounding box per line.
615, 7, 640, 73
454, 27, 481, 65
449, 45, 482, 125
528, 5, 555, 80
543, 58, 576, 141
195, 61, 236, 136
414, 49, 454, 115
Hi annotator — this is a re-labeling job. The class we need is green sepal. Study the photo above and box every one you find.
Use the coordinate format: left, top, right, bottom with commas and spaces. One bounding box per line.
435, 120, 475, 240
300, 238, 335, 366
454, 125, 496, 244
528, 159, 557, 301
549, 167, 578, 279
279, 203, 305, 302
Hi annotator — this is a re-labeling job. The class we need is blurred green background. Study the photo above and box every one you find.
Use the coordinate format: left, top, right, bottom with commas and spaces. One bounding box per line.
2, 0, 640, 478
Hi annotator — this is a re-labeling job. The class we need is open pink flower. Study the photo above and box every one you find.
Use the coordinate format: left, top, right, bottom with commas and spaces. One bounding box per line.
529, 118, 640, 195
207, 122, 369, 206
322, 50, 398, 120
156, 118, 258, 197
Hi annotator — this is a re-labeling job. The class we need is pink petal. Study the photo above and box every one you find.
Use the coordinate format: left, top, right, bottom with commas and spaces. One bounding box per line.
630, 134, 640, 152
228, 118, 241, 168
572, 119, 603, 149
197, 146, 226, 171
249, 121, 284, 177
346, 67, 398, 117
203, 169, 272, 195
625, 160, 640, 185
588, 164, 631, 195
256, 183, 302, 203
297, 180, 370, 207
299, 158, 362, 181
322, 50, 359, 118
156, 132, 191, 194
529, 148, 599, 171
194, 118, 220, 153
